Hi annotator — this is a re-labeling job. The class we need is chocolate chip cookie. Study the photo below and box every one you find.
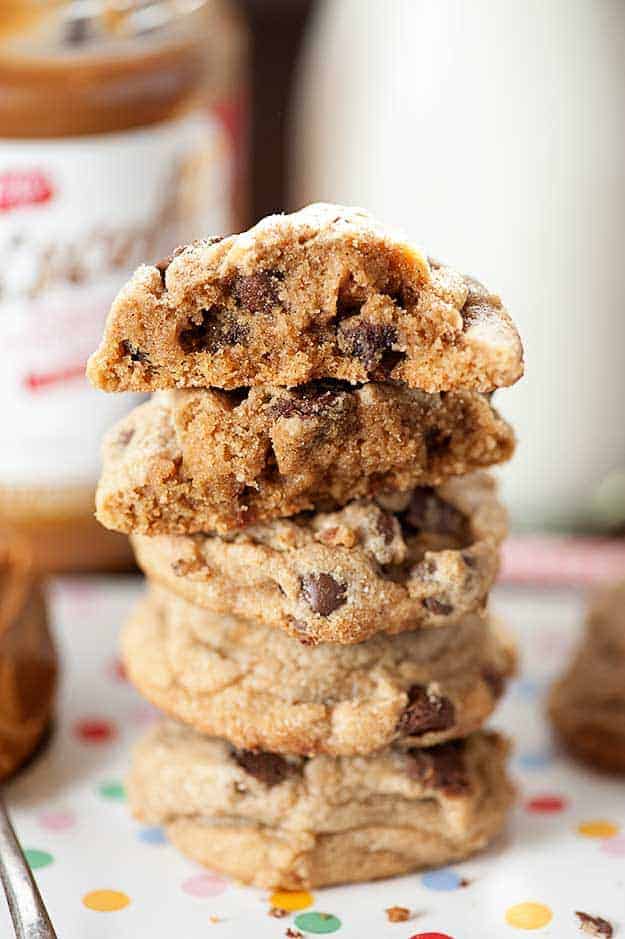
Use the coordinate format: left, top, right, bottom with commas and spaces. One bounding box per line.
131, 471, 506, 644
121, 586, 515, 756
549, 580, 625, 773
128, 722, 513, 888
97, 383, 514, 536
87, 203, 523, 393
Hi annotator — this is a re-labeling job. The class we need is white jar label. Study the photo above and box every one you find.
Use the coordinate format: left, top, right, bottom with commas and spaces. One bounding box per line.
0, 110, 233, 487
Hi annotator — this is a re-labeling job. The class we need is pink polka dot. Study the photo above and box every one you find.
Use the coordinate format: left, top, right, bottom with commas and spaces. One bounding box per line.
38, 811, 76, 832
181, 873, 228, 898
525, 794, 567, 814
601, 835, 625, 857
106, 658, 127, 683
74, 718, 117, 745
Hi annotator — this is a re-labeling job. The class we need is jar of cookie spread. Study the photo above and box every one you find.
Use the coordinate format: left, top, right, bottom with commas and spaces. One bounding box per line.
0, 533, 57, 780
0, 0, 248, 571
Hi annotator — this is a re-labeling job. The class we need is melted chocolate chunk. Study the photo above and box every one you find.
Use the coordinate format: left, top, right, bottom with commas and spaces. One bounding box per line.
424, 427, 452, 457
396, 685, 456, 736
154, 244, 189, 285
337, 321, 399, 371
301, 573, 347, 616
460, 278, 499, 331
403, 488, 470, 542
120, 340, 149, 364
481, 665, 505, 698
376, 512, 397, 545
422, 597, 454, 616
575, 912, 613, 938
233, 270, 281, 314
406, 740, 470, 795
116, 427, 135, 449
63, 15, 91, 45
272, 385, 342, 420
232, 749, 293, 787
179, 308, 248, 354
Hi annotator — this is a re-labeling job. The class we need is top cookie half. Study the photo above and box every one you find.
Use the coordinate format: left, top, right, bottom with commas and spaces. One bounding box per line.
87, 203, 524, 393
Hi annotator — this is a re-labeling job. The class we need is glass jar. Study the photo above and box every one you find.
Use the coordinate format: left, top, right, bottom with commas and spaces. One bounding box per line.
0, 0, 248, 571
0, 533, 57, 780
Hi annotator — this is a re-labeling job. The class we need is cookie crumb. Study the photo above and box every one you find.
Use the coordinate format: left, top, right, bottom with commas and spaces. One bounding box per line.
269, 907, 289, 918
286, 930, 303, 938
459, 878, 471, 887
209, 914, 221, 924
575, 911, 613, 937
385, 906, 411, 923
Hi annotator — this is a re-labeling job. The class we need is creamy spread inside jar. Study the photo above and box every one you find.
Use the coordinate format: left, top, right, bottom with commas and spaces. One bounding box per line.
0, 0, 248, 571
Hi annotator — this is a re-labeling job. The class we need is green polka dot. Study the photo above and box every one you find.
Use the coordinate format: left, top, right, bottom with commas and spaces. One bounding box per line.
98, 781, 126, 801
294, 912, 341, 934
24, 849, 54, 870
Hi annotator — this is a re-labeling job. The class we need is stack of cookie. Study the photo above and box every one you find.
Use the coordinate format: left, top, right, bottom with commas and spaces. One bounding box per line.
87, 204, 524, 888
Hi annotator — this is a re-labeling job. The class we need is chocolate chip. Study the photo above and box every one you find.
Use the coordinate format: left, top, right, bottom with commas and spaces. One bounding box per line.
461, 550, 477, 569
425, 427, 452, 456
376, 512, 397, 545
422, 597, 454, 616
406, 740, 470, 795
154, 245, 187, 284
301, 573, 347, 616
63, 15, 91, 45
179, 307, 248, 354
481, 666, 505, 698
120, 340, 149, 364
232, 749, 293, 787
154, 257, 171, 285
403, 488, 470, 542
272, 386, 340, 420
233, 270, 281, 314
396, 685, 456, 736
116, 427, 135, 449
337, 321, 399, 371
575, 912, 613, 938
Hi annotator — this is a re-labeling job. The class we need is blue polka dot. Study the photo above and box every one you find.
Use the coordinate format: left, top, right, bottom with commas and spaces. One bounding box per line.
421, 868, 461, 891
138, 826, 167, 845
512, 678, 544, 700
516, 749, 554, 771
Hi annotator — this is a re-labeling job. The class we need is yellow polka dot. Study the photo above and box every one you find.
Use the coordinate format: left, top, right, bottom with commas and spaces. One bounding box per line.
269, 890, 313, 912
83, 890, 130, 912
577, 819, 620, 839
505, 902, 553, 930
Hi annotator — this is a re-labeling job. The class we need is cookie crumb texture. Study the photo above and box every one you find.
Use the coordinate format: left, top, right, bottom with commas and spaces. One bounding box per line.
97, 384, 514, 535
131, 472, 506, 644
549, 579, 625, 774
127, 723, 513, 889
120, 588, 515, 756
385, 906, 411, 922
87, 204, 523, 394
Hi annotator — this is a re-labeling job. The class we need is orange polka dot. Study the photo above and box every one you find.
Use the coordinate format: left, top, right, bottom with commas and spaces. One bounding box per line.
83, 890, 130, 912
269, 890, 313, 911
505, 902, 552, 930
577, 820, 620, 839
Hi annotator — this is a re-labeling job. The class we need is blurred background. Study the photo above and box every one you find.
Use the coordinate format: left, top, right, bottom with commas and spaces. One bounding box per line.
1, 0, 624, 575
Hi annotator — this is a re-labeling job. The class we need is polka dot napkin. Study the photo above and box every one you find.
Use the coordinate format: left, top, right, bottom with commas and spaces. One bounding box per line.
1, 577, 622, 937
